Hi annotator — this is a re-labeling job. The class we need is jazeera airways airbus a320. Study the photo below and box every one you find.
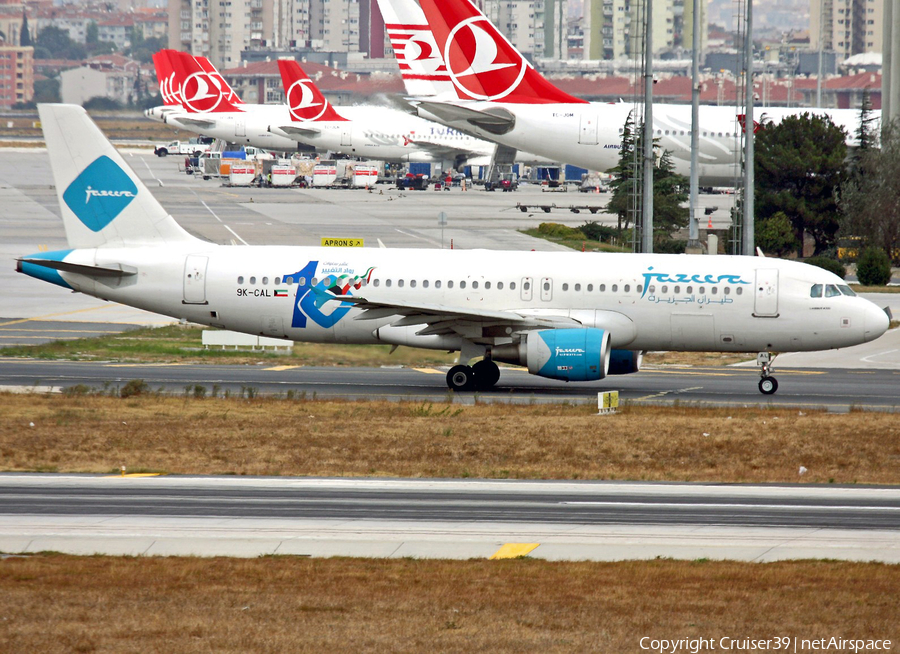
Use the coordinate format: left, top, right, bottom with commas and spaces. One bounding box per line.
17, 105, 889, 394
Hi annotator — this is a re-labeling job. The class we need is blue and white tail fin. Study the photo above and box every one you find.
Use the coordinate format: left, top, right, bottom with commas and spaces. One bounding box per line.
39, 104, 203, 249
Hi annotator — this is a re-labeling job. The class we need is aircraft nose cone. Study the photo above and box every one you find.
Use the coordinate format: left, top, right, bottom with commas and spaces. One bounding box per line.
864, 301, 891, 342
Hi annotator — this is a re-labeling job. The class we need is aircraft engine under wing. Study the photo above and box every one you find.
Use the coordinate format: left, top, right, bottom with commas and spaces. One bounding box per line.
415, 102, 516, 135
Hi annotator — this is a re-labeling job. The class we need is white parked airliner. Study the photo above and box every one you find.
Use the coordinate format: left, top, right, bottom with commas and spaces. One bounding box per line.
17, 105, 889, 393
145, 49, 501, 167
376, 0, 875, 186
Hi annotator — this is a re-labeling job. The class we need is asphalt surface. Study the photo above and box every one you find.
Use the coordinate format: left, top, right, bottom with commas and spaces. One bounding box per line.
1, 475, 898, 561
2, 356, 900, 409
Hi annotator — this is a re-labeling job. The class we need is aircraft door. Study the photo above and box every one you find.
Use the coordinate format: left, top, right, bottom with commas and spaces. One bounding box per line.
753, 269, 779, 317
183, 255, 208, 304
540, 277, 553, 302
235, 119, 246, 138
467, 275, 484, 302
579, 114, 599, 145
341, 127, 352, 146
520, 277, 533, 301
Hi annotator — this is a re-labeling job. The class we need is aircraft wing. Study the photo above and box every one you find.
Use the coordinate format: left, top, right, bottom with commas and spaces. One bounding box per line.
415, 102, 516, 135
322, 291, 579, 339
271, 124, 322, 137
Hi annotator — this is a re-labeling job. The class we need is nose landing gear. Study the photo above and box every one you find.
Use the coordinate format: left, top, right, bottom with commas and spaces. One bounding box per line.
757, 352, 778, 395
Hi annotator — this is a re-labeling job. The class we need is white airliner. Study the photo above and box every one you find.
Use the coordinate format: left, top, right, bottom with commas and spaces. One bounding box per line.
17, 105, 890, 394
145, 49, 501, 167
376, 0, 875, 186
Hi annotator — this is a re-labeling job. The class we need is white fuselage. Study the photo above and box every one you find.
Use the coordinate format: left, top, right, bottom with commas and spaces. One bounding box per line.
52, 245, 887, 355
419, 102, 870, 186
151, 103, 498, 165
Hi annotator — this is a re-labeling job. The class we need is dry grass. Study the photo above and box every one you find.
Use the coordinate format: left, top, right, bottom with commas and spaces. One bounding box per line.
2, 393, 899, 483
0, 555, 896, 652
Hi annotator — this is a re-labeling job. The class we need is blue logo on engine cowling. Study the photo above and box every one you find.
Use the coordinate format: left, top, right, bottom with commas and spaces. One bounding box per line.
62, 155, 138, 232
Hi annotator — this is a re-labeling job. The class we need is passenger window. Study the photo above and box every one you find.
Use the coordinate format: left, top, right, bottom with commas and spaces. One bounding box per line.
648, 285, 655, 293
262, 277, 269, 285
423, 280, 429, 288
673, 286, 680, 294
636, 285, 642, 294
497, 282, 504, 290
736, 287, 743, 295
574, 283, 581, 291
562, 283, 569, 291
398, 280, 405, 288
287, 278, 294, 286
249, 276, 256, 285
661, 285, 668, 293
485, 282, 491, 290
237, 276, 244, 284
386, 279, 392, 287
838, 284, 856, 296
274, 277, 281, 285
698, 286, 704, 294
600, 284, 606, 292
510, 282, 516, 290
472, 281, 479, 289
686, 286, 692, 294
624, 284, 630, 293
460, 281, 467, 289
612, 284, 618, 292
724, 287, 731, 295
410, 280, 416, 288
711, 287, 718, 295
825, 284, 841, 297
448, 281, 454, 289
373, 279, 380, 287
311, 277, 318, 286
523, 282, 530, 291
587, 284, 593, 292
299, 277, 306, 287
435, 280, 441, 289
543, 282, 550, 291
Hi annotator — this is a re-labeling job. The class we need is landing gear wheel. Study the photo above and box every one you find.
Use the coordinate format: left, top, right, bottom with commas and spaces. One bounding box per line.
472, 359, 500, 390
759, 377, 778, 395
446, 365, 475, 391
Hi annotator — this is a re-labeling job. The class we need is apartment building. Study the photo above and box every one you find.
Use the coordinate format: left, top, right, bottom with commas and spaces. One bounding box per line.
810, 0, 882, 59
0, 45, 33, 107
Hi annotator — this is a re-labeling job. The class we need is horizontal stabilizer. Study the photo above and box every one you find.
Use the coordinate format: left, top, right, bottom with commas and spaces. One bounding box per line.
416, 101, 516, 135
170, 116, 216, 128
17, 258, 137, 278
271, 124, 322, 137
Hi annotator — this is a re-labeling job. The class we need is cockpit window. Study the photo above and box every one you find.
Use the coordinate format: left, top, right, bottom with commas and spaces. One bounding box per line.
825, 284, 841, 297
810, 284, 823, 298
838, 285, 857, 297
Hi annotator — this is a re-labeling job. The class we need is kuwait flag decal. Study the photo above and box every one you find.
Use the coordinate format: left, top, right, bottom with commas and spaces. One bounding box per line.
275, 289, 289, 298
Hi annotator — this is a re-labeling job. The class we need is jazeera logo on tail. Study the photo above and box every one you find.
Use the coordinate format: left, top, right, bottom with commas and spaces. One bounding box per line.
62, 156, 138, 232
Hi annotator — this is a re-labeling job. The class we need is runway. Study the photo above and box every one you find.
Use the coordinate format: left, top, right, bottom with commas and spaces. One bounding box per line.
2, 355, 900, 409
1, 475, 898, 561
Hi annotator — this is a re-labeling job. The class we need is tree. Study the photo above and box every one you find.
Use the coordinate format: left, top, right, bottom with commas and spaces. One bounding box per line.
33, 77, 60, 103
840, 122, 900, 262
85, 21, 98, 46
20, 12, 31, 47
755, 211, 798, 257
755, 113, 847, 256
36, 25, 86, 60
605, 114, 688, 245
856, 246, 893, 286
605, 113, 639, 233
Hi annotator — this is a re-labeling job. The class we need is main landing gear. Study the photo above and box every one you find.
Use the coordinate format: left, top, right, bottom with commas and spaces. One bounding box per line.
446, 358, 501, 392
757, 352, 778, 395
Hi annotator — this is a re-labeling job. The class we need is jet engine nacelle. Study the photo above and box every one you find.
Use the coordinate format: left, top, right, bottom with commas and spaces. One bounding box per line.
493, 328, 610, 382
608, 350, 643, 375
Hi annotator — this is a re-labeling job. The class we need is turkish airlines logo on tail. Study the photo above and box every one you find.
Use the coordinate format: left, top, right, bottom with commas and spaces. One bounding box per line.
387, 25, 448, 79
287, 78, 327, 121
159, 72, 182, 106
444, 16, 527, 101
181, 72, 226, 112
